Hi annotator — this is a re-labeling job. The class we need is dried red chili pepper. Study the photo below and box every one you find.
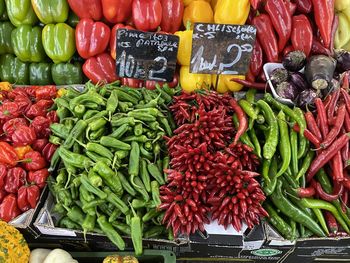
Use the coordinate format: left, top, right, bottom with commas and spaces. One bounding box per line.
2, 118, 27, 137
0, 194, 21, 222
0, 142, 18, 167
35, 86, 57, 100
23, 151, 46, 171
4, 167, 26, 193
12, 126, 37, 147
30, 116, 51, 139
17, 185, 40, 212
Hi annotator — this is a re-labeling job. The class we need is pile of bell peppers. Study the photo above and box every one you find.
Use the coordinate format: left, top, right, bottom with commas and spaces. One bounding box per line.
334, 0, 350, 50
246, 0, 337, 86
0, 84, 58, 222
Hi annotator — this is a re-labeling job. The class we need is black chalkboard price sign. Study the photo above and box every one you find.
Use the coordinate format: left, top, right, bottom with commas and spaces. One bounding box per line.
115, 29, 179, 82
190, 23, 257, 75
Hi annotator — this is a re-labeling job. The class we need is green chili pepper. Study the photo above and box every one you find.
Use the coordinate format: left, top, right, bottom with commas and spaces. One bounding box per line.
248, 128, 261, 158
85, 110, 108, 122
56, 107, 70, 120
111, 116, 136, 127
89, 127, 106, 141
118, 171, 136, 196
85, 151, 111, 166
276, 111, 291, 177
112, 221, 131, 235
49, 135, 62, 145
158, 116, 172, 136
83, 110, 99, 120
142, 209, 160, 222
53, 203, 66, 214
50, 123, 70, 139
82, 199, 105, 211
93, 161, 123, 197
109, 124, 130, 139
69, 90, 106, 110
114, 89, 139, 104
262, 156, 278, 196
127, 111, 157, 122
140, 159, 151, 192
64, 119, 88, 149
155, 84, 172, 103
106, 90, 119, 117
130, 174, 150, 201
103, 187, 129, 214
100, 136, 131, 151
140, 144, 153, 160
129, 141, 140, 177
88, 118, 107, 132
122, 135, 149, 143
73, 105, 86, 118
59, 217, 81, 229
296, 150, 315, 180
270, 181, 326, 237
144, 226, 165, 239
98, 203, 114, 215
79, 183, 94, 202
97, 215, 125, 250
290, 128, 298, 177
108, 208, 122, 223
85, 142, 113, 160
82, 214, 96, 240
293, 108, 307, 159
134, 123, 143, 136
147, 163, 165, 185
151, 181, 161, 206
59, 147, 94, 169
66, 206, 85, 225
312, 208, 329, 235
114, 150, 129, 160
130, 205, 143, 256
80, 174, 107, 199
239, 99, 257, 120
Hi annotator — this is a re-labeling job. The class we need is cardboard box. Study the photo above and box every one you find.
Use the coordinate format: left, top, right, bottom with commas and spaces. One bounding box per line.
33, 193, 190, 255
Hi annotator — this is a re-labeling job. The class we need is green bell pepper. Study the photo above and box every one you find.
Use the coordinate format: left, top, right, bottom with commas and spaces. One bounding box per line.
29, 63, 53, 85
11, 25, 46, 62
0, 54, 29, 84
42, 23, 76, 63
52, 62, 83, 85
0, 22, 14, 55
5, 0, 38, 26
31, 0, 69, 24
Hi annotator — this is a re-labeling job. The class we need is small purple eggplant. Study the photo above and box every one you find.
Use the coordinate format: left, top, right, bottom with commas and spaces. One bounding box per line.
282, 51, 307, 72
276, 82, 299, 100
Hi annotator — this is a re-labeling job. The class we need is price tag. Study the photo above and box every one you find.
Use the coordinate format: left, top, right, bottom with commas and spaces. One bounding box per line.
190, 23, 257, 75
116, 29, 179, 82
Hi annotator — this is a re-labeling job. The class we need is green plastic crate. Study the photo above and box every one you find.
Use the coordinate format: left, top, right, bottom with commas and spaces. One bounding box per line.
70, 249, 176, 263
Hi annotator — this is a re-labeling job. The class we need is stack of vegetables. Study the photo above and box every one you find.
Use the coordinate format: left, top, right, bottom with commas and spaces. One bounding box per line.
334, 0, 350, 50
47, 81, 179, 254
0, 85, 58, 222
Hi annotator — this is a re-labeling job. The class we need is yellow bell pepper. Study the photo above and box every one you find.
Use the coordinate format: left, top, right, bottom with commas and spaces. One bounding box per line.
214, 0, 250, 25
174, 23, 193, 66
211, 0, 219, 11
183, 0, 214, 28
335, 12, 350, 49
184, 0, 211, 6
0, 82, 12, 91
335, 0, 350, 11
212, 75, 245, 93
180, 66, 212, 93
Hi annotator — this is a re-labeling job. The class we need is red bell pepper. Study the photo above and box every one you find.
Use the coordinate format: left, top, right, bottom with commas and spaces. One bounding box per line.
249, 39, 263, 77
264, 0, 292, 52
23, 87, 37, 99
0, 194, 21, 222
102, 0, 132, 23
28, 168, 49, 189
14, 95, 32, 114
32, 139, 49, 152
295, 0, 312, 14
12, 126, 37, 147
7, 89, 28, 100
0, 142, 18, 167
311, 0, 334, 49
46, 111, 59, 123
0, 190, 6, 203
291, 15, 313, 57
30, 116, 51, 139
252, 14, 279, 62
4, 167, 26, 193
17, 185, 40, 212
26, 100, 54, 119
42, 143, 58, 162
0, 164, 7, 188
35, 86, 57, 100
0, 102, 20, 121
67, 0, 103, 21
121, 78, 144, 88
110, 24, 134, 60
3, 118, 27, 137
132, 0, 162, 32
76, 18, 111, 59
285, 0, 297, 16
83, 53, 119, 84
23, 151, 46, 171
160, 0, 183, 33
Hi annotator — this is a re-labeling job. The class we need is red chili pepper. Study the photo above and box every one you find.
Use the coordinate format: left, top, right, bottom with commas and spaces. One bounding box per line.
34, 86, 57, 100
32, 139, 48, 152
311, 0, 335, 49
249, 39, 263, 77
23, 151, 46, 171
2, 118, 27, 137
0, 164, 7, 189
30, 116, 51, 139
26, 100, 54, 119
109, 24, 134, 60
293, 124, 321, 147
67, 0, 103, 21
316, 180, 343, 201
46, 111, 58, 123
330, 14, 339, 54
311, 38, 332, 56
160, 0, 183, 33
305, 111, 322, 141
0, 190, 6, 203
132, 0, 162, 32
229, 99, 248, 145
315, 98, 329, 139
344, 111, 350, 133
0, 102, 20, 121
12, 126, 37, 147
0, 194, 21, 222
341, 138, 349, 167
27, 169, 50, 189
102, 0, 132, 23
83, 53, 119, 84
7, 88, 27, 100
328, 89, 340, 122
42, 143, 58, 162
17, 185, 40, 212
264, 0, 292, 52
252, 14, 279, 62
341, 89, 350, 116
121, 78, 144, 88
296, 186, 316, 197
295, 0, 312, 13
0, 142, 18, 167
250, 0, 262, 9
14, 95, 32, 114
321, 105, 346, 149
325, 211, 338, 234
331, 151, 344, 181
76, 18, 111, 59
307, 133, 350, 181
4, 167, 26, 193
291, 14, 313, 57
285, 0, 297, 15
230, 78, 266, 90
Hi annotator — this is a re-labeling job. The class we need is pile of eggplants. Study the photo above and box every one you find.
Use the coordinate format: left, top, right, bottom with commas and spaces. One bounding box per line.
270, 49, 350, 109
